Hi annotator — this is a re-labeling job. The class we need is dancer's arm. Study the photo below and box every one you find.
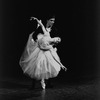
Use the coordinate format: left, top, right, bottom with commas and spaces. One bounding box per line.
50, 37, 61, 43
36, 19, 47, 34
30, 17, 48, 35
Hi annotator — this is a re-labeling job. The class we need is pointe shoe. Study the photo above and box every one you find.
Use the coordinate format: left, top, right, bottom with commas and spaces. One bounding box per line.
42, 83, 46, 89
41, 80, 46, 89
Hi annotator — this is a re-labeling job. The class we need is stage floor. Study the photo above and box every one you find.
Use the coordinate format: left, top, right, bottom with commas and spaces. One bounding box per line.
0, 77, 99, 100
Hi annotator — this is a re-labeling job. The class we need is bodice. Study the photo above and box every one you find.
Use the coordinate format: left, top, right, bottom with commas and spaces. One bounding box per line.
37, 34, 51, 50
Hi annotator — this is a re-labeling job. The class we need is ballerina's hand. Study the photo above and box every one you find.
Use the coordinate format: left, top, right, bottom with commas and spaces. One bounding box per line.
30, 17, 38, 21
54, 37, 61, 43
62, 66, 67, 71
30, 17, 41, 24
57, 37, 61, 42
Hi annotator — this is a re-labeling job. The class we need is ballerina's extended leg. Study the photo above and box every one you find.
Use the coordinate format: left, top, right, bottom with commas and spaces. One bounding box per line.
41, 79, 46, 89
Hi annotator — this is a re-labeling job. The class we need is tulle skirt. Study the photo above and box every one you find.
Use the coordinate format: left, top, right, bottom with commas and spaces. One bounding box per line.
20, 46, 62, 80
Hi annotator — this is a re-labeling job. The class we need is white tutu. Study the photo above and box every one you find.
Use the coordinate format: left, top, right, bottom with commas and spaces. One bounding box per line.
19, 33, 64, 80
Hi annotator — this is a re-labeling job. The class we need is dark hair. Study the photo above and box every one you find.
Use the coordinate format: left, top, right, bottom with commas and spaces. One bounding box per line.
46, 14, 55, 21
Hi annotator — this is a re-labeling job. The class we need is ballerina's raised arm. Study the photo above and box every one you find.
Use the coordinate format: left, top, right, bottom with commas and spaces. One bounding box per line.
30, 17, 48, 35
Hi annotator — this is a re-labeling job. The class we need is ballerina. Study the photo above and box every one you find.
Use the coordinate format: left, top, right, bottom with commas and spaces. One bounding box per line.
19, 16, 67, 89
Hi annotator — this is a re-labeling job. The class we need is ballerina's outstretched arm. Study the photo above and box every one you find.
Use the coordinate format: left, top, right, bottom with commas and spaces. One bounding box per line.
30, 17, 48, 35
30, 17, 40, 28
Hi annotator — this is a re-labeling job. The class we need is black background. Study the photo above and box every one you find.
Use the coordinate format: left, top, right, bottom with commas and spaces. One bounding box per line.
0, 0, 100, 82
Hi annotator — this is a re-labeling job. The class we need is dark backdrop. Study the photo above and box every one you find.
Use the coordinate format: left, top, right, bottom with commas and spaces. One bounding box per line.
0, 0, 100, 82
